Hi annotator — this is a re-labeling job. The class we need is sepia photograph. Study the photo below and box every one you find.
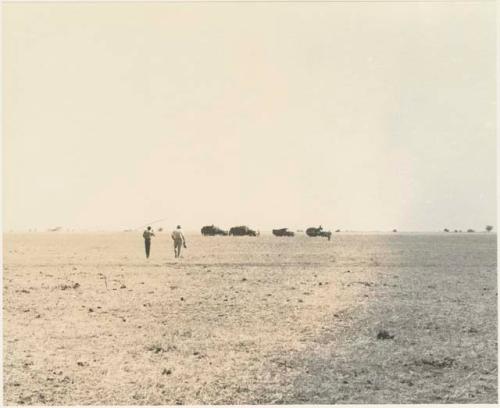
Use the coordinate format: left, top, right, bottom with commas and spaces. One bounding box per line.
2, 0, 497, 405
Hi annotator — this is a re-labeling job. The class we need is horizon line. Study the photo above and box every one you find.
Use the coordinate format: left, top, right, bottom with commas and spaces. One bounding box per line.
3, 228, 496, 233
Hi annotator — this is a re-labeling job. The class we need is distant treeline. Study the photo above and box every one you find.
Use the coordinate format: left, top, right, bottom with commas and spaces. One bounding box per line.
200, 225, 333, 240
443, 225, 494, 233
41, 225, 494, 234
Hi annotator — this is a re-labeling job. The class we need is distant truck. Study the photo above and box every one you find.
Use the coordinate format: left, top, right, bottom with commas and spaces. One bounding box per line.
272, 228, 295, 237
229, 226, 258, 236
201, 225, 228, 236
305, 226, 332, 241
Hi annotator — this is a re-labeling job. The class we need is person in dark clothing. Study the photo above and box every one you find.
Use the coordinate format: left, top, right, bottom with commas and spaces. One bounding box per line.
143, 226, 155, 258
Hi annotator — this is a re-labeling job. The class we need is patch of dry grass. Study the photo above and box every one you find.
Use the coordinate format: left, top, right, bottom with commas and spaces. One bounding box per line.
3, 233, 497, 404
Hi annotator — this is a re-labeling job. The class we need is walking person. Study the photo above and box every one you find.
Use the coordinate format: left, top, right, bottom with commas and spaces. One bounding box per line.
143, 226, 155, 258
171, 225, 186, 258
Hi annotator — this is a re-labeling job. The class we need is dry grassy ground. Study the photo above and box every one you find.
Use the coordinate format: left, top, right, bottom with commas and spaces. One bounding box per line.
3, 232, 497, 404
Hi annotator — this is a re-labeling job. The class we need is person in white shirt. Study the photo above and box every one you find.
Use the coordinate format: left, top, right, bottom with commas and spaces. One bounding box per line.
142, 226, 155, 258
171, 225, 186, 258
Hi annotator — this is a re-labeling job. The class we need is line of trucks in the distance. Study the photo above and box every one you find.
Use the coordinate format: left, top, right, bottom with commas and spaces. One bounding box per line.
200, 225, 332, 240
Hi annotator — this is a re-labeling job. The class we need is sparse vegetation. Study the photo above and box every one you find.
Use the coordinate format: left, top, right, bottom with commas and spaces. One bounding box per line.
59, 282, 80, 290
3, 232, 497, 404
486, 225, 493, 232
376, 330, 394, 340
414, 356, 455, 369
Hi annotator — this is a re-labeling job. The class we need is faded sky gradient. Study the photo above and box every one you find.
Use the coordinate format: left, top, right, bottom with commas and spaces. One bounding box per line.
3, 2, 497, 232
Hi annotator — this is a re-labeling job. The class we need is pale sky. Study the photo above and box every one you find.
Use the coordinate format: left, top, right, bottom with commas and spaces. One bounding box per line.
3, 2, 497, 232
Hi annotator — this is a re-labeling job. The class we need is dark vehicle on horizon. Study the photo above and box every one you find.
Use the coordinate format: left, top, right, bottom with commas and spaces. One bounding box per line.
272, 228, 295, 237
229, 226, 258, 236
305, 226, 332, 241
201, 225, 228, 236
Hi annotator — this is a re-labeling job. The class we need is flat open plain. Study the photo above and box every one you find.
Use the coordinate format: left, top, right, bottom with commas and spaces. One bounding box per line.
3, 232, 497, 404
